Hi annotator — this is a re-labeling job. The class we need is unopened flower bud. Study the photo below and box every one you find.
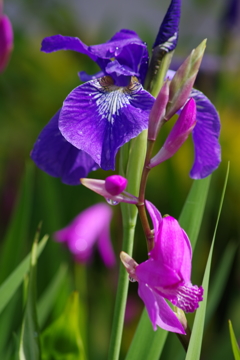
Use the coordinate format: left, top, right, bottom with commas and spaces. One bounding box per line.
149, 98, 196, 168
148, 80, 170, 141
105, 175, 128, 195
165, 39, 206, 120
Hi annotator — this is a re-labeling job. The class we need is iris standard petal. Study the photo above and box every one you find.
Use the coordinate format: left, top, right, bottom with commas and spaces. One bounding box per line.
153, 0, 181, 51
59, 77, 154, 170
190, 89, 221, 179
41, 34, 98, 62
30, 110, 98, 185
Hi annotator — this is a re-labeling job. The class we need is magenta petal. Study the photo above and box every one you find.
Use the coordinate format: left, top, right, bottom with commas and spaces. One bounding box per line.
173, 284, 204, 312
97, 225, 116, 267
54, 203, 114, 265
138, 282, 185, 334
0, 15, 13, 72
145, 200, 162, 239
105, 175, 128, 195
136, 259, 181, 288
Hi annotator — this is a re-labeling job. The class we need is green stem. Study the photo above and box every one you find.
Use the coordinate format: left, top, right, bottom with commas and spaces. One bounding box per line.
107, 132, 147, 360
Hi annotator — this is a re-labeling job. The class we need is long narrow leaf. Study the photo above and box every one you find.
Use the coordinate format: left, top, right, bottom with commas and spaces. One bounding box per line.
0, 235, 48, 315
229, 320, 240, 360
19, 236, 42, 360
125, 175, 211, 360
185, 164, 229, 360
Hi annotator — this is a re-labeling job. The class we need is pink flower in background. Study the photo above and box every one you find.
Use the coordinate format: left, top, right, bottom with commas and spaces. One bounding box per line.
0, 4, 13, 72
121, 200, 203, 334
54, 203, 115, 267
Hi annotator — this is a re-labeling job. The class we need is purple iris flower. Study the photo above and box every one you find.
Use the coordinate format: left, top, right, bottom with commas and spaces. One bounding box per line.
54, 203, 115, 266
121, 200, 203, 334
0, 5, 13, 73
39, 30, 155, 171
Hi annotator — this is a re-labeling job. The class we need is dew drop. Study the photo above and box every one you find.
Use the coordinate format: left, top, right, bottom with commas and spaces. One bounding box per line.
78, 130, 83, 135
129, 276, 136, 283
96, 154, 100, 159
105, 198, 119, 206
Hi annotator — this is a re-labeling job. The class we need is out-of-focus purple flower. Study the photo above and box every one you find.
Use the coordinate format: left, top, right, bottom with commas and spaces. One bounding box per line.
81, 175, 138, 205
30, 110, 98, 185
149, 98, 196, 167
40, 31, 154, 171
165, 70, 221, 179
54, 203, 115, 266
120, 201, 203, 334
0, 6, 13, 73
153, 0, 181, 52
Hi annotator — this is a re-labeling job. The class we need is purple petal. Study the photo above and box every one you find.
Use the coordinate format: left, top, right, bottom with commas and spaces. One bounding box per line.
97, 225, 116, 267
59, 78, 154, 170
153, 0, 181, 51
179, 230, 192, 282
0, 15, 13, 72
105, 60, 135, 87
54, 203, 113, 265
136, 258, 182, 288
78, 70, 105, 82
190, 89, 221, 179
138, 282, 185, 334
171, 283, 204, 312
145, 200, 162, 237
30, 110, 98, 185
41, 34, 98, 62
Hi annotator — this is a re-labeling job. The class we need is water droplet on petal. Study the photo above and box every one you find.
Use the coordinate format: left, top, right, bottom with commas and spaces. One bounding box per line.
78, 130, 83, 135
105, 198, 119, 206
129, 276, 136, 282
96, 154, 100, 159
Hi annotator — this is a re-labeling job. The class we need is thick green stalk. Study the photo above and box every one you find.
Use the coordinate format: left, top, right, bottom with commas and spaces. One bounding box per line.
107, 132, 147, 360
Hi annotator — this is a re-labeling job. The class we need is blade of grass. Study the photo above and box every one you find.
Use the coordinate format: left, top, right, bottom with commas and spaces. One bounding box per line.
19, 231, 42, 360
185, 163, 229, 360
0, 235, 48, 315
229, 320, 240, 360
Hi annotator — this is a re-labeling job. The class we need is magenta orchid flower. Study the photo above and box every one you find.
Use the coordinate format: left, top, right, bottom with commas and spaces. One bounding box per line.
0, 4, 13, 73
81, 175, 138, 205
54, 203, 115, 266
121, 200, 203, 334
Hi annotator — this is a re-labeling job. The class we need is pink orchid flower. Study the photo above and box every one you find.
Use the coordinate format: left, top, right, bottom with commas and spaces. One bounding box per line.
54, 203, 115, 267
121, 200, 203, 334
0, 4, 13, 72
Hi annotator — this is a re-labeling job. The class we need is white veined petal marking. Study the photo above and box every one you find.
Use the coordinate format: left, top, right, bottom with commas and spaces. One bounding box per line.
90, 76, 142, 125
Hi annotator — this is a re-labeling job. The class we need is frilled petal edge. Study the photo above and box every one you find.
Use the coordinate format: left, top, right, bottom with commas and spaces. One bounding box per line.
59, 77, 155, 170
190, 89, 221, 179
30, 110, 98, 185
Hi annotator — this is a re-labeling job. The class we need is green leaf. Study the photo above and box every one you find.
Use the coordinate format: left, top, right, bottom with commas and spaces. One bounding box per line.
206, 242, 238, 324
229, 320, 240, 360
124, 176, 211, 360
125, 309, 168, 360
185, 163, 229, 360
41, 292, 86, 360
37, 264, 68, 329
0, 161, 34, 283
0, 235, 48, 315
19, 230, 42, 360
179, 176, 211, 251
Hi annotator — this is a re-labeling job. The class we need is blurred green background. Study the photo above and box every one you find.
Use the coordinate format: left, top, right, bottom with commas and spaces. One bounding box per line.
0, 0, 240, 359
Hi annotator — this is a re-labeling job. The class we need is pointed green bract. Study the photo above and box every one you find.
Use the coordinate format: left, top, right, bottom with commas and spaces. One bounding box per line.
19, 235, 42, 360
185, 164, 229, 360
41, 292, 86, 360
166, 39, 207, 120
229, 320, 240, 360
